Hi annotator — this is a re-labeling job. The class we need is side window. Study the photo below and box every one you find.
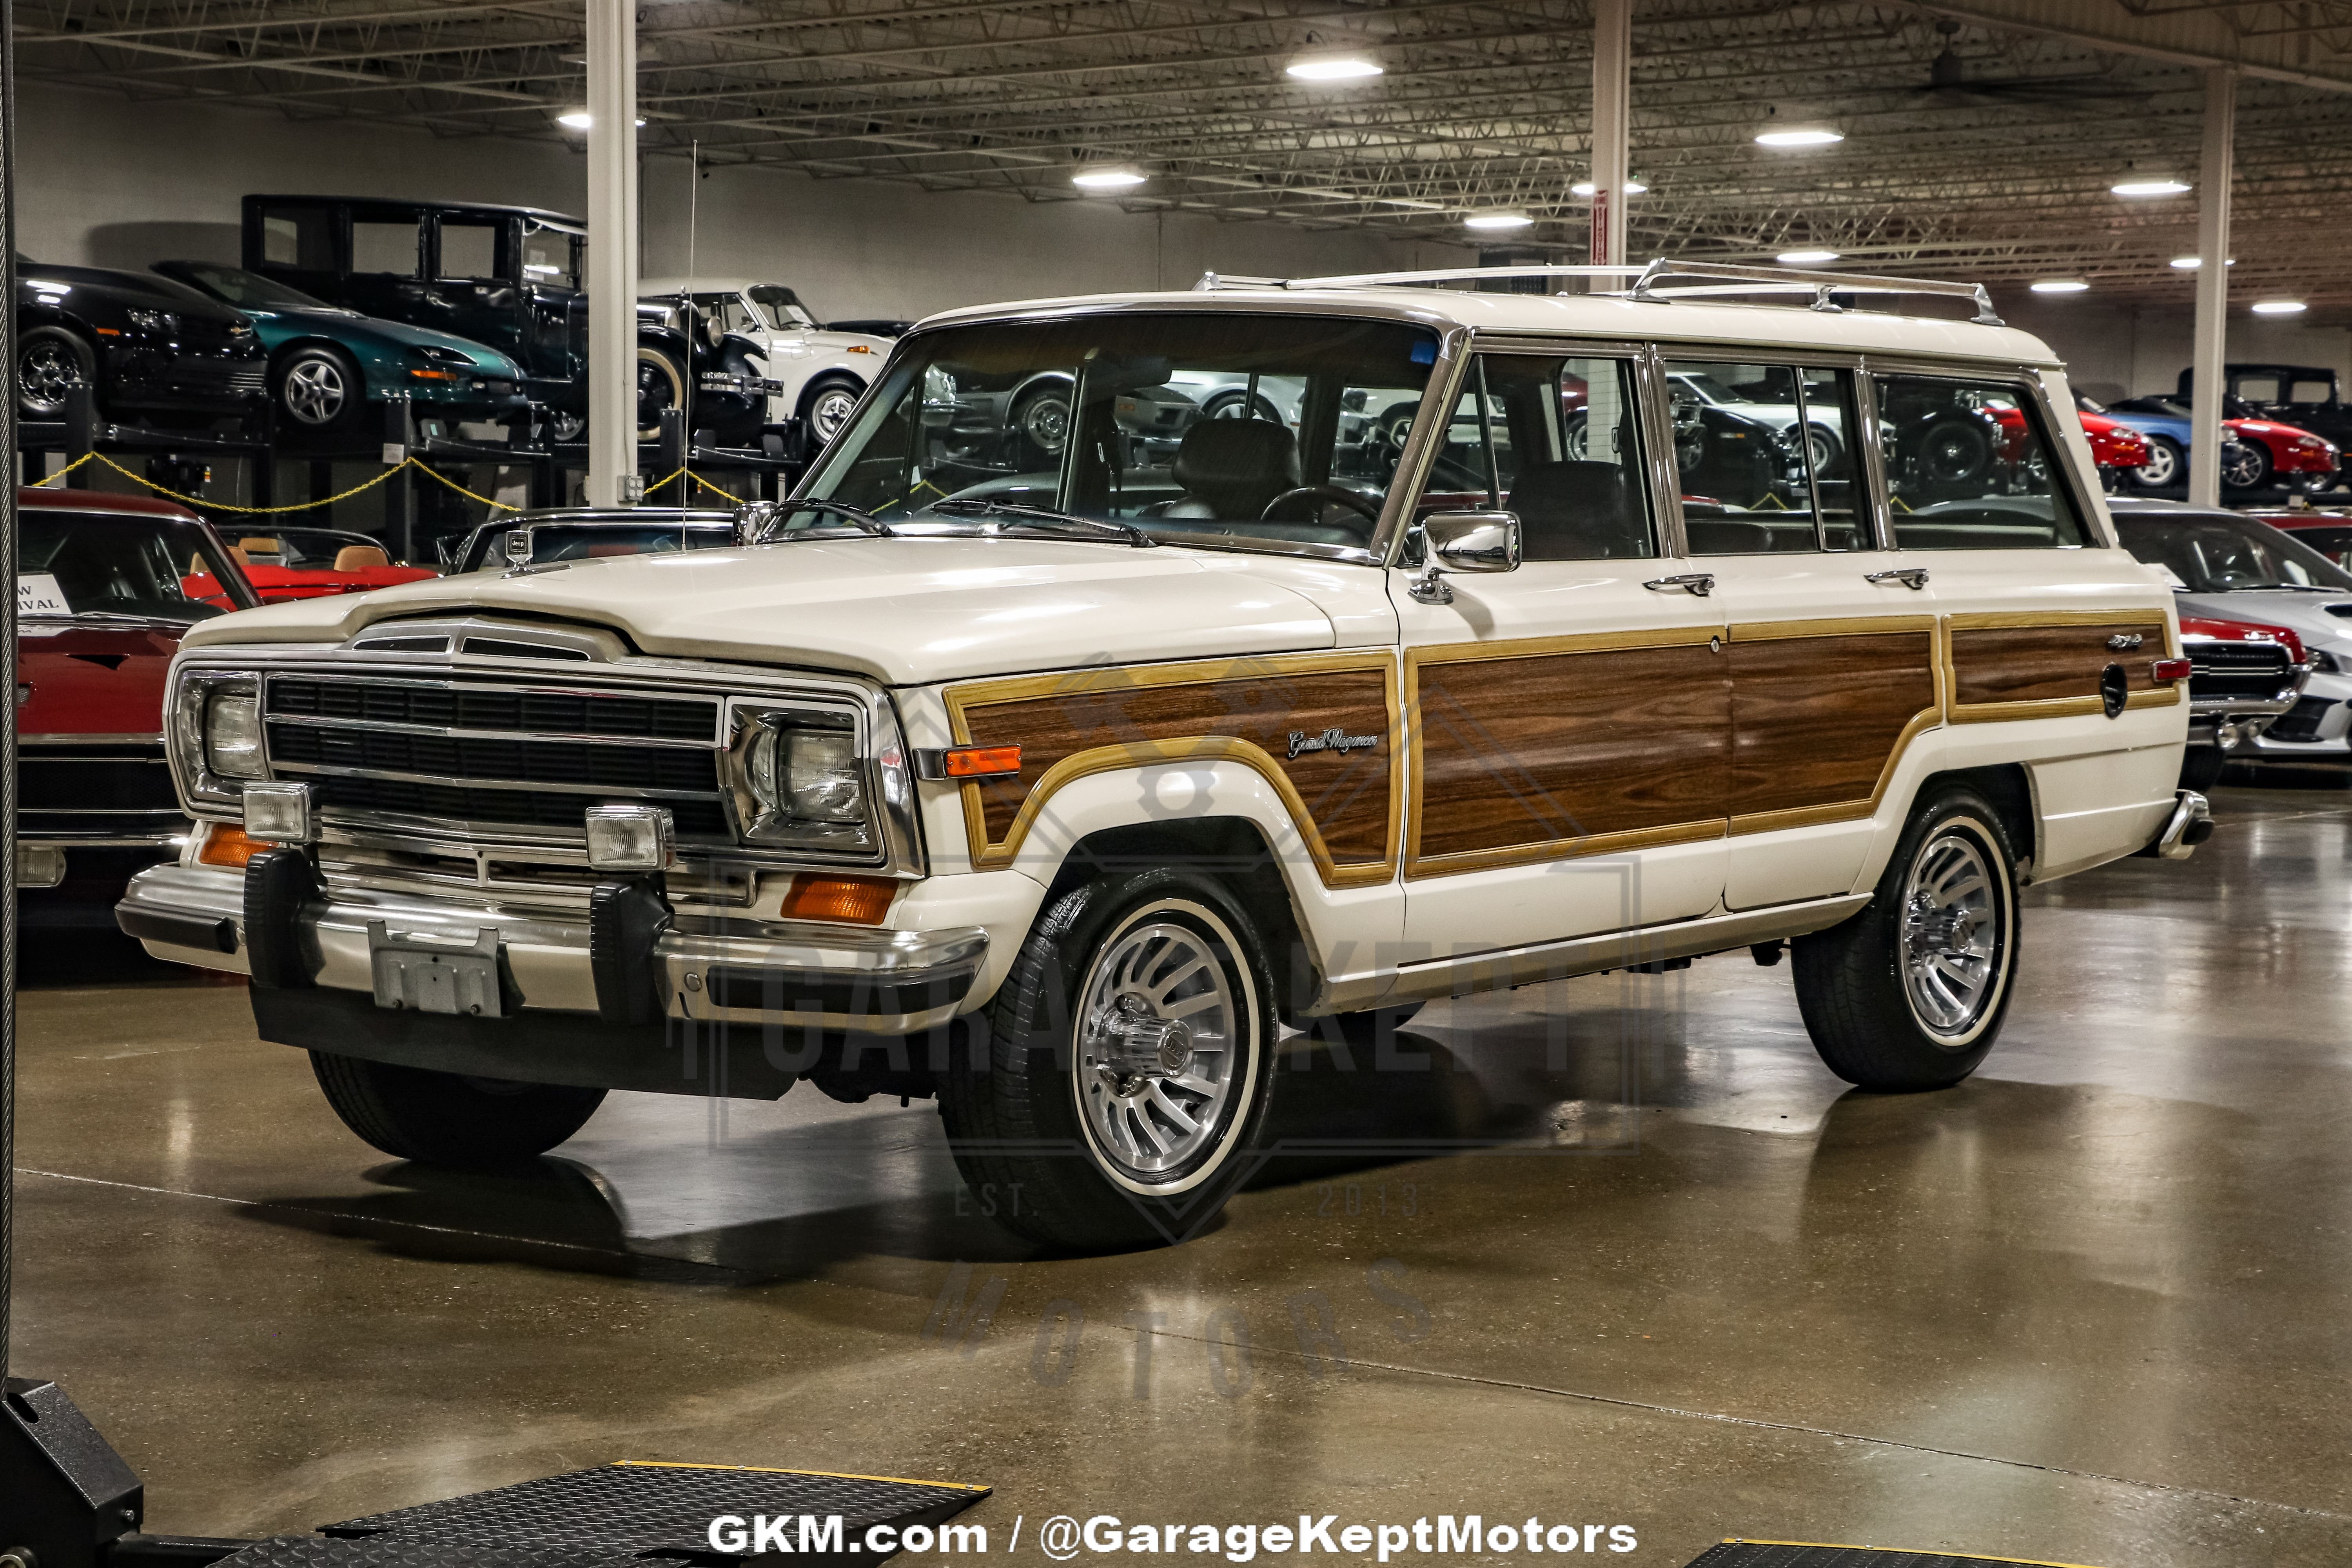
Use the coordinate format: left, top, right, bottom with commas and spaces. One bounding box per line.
1877, 374, 2090, 550
258, 207, 334, 269
351, 218, 421, 278
1443, 353, 1654, 561
521, 226, 580, 289
1668, 361, 1861, 555
438, 221, 500, 281
2290, 378, 2334, 405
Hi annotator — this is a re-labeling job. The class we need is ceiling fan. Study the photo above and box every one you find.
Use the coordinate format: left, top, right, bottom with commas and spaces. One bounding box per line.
1910, 19, 2144, 105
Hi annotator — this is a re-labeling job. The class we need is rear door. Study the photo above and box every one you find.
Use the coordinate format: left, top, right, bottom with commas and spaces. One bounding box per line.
1397, 345, 1730, 960
1663, 358, 1943, 909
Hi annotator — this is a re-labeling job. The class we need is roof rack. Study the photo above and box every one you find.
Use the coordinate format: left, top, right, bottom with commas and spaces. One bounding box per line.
1628, 258, 2004, 327
1193, 257, 2004, 327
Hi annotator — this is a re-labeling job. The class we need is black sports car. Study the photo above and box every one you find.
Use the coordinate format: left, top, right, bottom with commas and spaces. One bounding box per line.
15, 256, 267, 428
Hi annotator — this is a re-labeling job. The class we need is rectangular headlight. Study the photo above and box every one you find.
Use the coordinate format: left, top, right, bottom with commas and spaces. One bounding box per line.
243, 781, 314, 844
727, 704, 877, 855
171, 670, 263, 808
584, 804, 676, 872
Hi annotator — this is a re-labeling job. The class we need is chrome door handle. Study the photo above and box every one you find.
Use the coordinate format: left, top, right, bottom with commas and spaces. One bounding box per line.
1865, 567, 1930, 590
1642, 572, 1715, 596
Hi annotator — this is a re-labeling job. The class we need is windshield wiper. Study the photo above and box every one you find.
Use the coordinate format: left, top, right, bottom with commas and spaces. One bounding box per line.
753, 499, 893, 542
928, 497, 1156, 548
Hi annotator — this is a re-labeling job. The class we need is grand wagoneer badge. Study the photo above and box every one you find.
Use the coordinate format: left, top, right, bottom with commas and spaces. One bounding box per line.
1287, 727, 1381, 760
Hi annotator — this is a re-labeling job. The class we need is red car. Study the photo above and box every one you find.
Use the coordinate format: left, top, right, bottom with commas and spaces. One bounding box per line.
17, 489, 262, 927
2177, 612, 2310, 790
188, 525, 436, 605
2099, 394, 2341, 493
2240, 505, 2352, 568
1989, 401, 2147, 482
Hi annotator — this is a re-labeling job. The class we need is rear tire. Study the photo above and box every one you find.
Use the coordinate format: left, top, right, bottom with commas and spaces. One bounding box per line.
938, 866, 1280, 1251
2130, 435, 2183, 490
310, 1051, 606, 1167
1793, 785, 2020, 1091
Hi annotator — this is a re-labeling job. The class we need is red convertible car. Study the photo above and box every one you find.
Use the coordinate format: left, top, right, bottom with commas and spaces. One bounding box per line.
191, 526, 436, 604
16, 488, 261, 927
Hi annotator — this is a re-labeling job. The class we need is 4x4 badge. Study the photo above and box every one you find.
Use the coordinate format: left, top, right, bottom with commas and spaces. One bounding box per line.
1287, 727, 1380, 760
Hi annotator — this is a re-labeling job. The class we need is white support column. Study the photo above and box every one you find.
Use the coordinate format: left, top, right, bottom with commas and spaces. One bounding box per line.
584, 0, 639, 507
2189, 65, 2235, 510
1588, 0, 1630, 269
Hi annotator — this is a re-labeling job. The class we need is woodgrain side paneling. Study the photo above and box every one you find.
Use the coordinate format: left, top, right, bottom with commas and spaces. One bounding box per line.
1408, 639, 1729, 873
1951, 619, 2171, 708
1728, 628, 1939, 820
949, 655, 1398, 885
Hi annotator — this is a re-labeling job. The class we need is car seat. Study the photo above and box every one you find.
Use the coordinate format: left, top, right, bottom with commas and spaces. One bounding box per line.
1504, 460, 1646, 559
332, 544, 390, 570
1150, 419, 1303, 520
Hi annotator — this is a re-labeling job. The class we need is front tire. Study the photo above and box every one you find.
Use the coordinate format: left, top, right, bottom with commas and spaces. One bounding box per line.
310, 1052, 606, 1167
276, 346, 364, 432
1793, 786, 2020, 1091
636, 346, 688, 441
18, 325, 95, 418
938, 867, 1280, 1251
2221, 438, 2272, 491
2131, 434, 2183, 490
800, 374, 864, 446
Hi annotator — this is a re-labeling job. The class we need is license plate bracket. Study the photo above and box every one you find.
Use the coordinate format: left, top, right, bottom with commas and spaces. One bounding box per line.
368, 920, 506, 1018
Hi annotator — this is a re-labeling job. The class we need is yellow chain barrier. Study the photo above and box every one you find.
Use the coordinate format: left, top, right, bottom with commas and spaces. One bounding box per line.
25, 450, 525, 516
642, 466, 743, 502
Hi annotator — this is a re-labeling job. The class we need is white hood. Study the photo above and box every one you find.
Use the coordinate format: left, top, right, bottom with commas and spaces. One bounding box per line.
180, 537, 1345, 685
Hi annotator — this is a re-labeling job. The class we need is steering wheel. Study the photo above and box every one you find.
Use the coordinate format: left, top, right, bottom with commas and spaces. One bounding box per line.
1260, 485, 1383, 525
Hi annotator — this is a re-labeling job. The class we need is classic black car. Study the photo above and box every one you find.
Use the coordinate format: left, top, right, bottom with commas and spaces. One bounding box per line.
15, 256, 266, 428
238, 196, 772, 442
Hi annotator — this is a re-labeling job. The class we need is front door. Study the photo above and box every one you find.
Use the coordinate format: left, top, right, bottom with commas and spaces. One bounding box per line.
1397, 348, 1730, 963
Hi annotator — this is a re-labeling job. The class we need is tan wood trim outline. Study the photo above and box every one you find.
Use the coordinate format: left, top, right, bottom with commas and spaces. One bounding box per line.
1724, 616, 1943, 838
1944, 607, 2183, 724
1402, 626, 1724, 878
942, 650, 1403, 889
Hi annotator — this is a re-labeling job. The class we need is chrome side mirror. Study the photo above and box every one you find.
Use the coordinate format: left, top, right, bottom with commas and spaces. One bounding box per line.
1409, 511, 1520, 604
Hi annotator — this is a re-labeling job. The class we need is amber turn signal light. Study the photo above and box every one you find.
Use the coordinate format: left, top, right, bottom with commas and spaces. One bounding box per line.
2152, 657, 2193, 682
197, 824, 263, 868
944, 745, 1022, 779
779, 873, 898, 925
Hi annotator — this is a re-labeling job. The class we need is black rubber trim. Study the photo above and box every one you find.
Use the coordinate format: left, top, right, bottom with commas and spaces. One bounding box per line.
250, 986, 806, 1100
706, 963, 975, 1017
116, 906, 240, 955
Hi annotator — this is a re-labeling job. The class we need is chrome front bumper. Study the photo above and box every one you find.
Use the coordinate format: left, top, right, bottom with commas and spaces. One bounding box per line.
116, 861, 988, 1034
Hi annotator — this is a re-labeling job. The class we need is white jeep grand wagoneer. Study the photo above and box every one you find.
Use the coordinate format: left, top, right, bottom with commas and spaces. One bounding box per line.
119, 260, 2209, 1250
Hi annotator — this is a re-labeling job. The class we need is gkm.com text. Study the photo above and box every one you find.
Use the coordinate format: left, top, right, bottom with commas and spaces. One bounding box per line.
706, 1514, 1638, 1560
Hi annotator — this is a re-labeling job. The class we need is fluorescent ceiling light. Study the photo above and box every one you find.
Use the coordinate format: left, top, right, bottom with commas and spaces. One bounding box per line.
2030, 279, 2089, 294
1463, 212, 1535, 230
556, 111, 643, 129
1570, 180, 1647, 196
1286, 56, 1383, 81
2170, 256, 2236, 269
1755, 127, 1842, 147
2112, 178, 2190, 196
2252, 299, 2308, 315
1777, 249, 1840, 265
1072, 167, 1147, 189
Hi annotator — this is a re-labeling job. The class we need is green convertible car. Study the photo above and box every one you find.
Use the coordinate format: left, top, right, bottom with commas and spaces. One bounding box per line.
152, 260, 528, 435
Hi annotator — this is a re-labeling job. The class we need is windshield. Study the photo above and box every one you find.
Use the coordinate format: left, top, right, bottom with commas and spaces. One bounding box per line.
20, 512, 253, 622
791, 311, 1443, 556
172, 263, 327, 310
746, 285, 818, 330
2114, 512, 2352, 592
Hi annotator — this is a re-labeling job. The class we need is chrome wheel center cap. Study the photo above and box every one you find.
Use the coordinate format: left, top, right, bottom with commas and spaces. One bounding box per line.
1094, 993, 1193, 1086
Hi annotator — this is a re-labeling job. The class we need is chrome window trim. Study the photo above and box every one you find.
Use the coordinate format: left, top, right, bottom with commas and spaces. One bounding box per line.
169, 649, 927, 877
19, 733, 166, 746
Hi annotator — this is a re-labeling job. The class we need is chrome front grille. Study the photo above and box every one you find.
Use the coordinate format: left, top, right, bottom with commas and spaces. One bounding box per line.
2187, 641, 2296, 703
261, 671, 733, 840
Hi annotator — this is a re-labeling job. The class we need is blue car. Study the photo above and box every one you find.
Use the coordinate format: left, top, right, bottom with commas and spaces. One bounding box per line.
152, 260, 527, 436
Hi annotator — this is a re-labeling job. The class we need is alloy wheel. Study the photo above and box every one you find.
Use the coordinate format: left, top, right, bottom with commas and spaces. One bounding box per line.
809, 386, 860, 443
1074, 915, 1242, 1183
1899, 828, 2005, 1039
20, 341, 77, 415
282, 357, 349, 426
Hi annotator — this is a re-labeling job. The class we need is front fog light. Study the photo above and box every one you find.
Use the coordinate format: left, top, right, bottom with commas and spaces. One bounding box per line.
584, 804, 675, 872
243, 781, 314, 844
206, 691, 267, 779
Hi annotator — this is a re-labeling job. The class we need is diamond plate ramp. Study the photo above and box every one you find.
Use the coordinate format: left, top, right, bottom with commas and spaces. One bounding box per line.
1684, 1541, 2108, 1568
210, 1463, 988, 1568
